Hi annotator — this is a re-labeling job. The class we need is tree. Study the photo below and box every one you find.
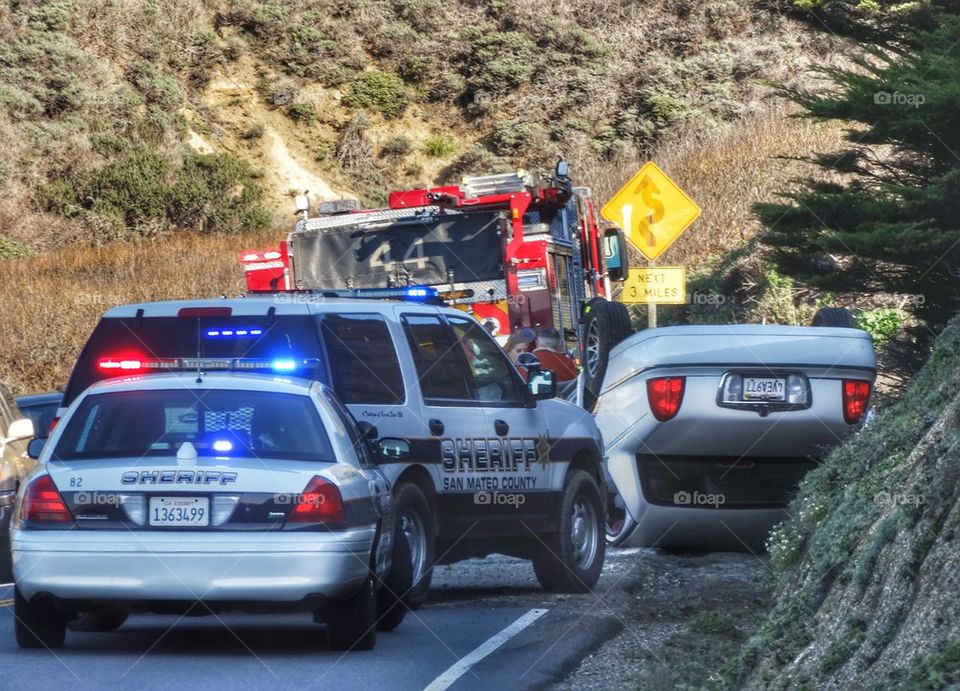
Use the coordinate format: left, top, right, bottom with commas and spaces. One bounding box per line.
757, 16, 960, 329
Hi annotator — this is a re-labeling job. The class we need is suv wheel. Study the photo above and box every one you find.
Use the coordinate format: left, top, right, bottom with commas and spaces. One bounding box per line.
394, 482, 435, 609
14, 588, 67, 649
533, 470, 605, 593
376, 529, 413, 631
325, 576, 377, 651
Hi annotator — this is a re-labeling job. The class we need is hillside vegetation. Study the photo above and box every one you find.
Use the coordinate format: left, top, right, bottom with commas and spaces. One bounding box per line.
735, 316, 960, 688
0, 0, 838, 253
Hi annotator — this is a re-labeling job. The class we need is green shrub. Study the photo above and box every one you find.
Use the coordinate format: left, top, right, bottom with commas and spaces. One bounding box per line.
127, 60, 184, 111
422, 134, 457, 158
79, 149, 171, 226
343, 71, 408, 119
41, 149, 270, 235
167, 153, 271, 233
0, 235, 32, 260
287, 101, 317, 123
380, 136, 412, 158
856, 308, 903, 345
490, 120, 548, 157
465, 31, 536, 96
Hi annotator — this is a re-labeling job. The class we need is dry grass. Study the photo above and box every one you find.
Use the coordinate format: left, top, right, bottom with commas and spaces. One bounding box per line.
0, 228, 276, 396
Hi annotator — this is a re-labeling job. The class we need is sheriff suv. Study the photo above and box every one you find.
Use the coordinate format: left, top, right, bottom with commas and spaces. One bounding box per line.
55, 295, 607, 605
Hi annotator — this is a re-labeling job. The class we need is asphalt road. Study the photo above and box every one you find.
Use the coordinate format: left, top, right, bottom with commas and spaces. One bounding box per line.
0, 550, 640, 691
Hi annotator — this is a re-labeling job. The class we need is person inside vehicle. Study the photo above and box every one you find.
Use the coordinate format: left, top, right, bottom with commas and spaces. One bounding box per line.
503, 329, 536, 364
533, 328, 579, 382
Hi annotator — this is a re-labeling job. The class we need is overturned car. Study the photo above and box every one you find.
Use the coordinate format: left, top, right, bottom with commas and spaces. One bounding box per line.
593, 320, 876, 552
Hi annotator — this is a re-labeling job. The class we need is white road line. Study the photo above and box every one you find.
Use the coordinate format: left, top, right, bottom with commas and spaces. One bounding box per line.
424, 608, 548, 691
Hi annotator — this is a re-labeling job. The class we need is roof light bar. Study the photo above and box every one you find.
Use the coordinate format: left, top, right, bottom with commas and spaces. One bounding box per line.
97, 357, 320, 374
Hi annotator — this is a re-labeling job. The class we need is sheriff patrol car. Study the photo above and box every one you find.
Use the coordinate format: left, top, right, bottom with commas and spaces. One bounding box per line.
13, 372, 410, 650
52, 295, 607, 607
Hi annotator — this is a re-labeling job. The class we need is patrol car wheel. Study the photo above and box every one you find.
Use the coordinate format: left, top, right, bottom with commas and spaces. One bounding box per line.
394, 482, 435, 609
533, 470, 605, 593
325, 575, 377, 651
376, 529, 413, 632
14, 588, 67, 649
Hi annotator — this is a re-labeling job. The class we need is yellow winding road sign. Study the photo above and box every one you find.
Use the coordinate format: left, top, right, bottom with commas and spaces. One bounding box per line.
600, 162, 701, 261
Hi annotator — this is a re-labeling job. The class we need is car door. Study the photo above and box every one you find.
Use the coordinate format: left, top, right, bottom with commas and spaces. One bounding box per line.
433, 313, 553, 537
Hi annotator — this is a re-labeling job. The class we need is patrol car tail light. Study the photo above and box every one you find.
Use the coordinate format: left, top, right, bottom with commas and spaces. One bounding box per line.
287, 477, 344, 524
647, 377, 685, 422
842, 380, 871, 424
19, 475, 72, 524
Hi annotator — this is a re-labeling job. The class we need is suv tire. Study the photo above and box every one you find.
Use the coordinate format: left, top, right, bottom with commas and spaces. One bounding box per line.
376, 529, 413, 631
14, 588, 67, 649
533, 470, 605, 593
393, 481, 435, 609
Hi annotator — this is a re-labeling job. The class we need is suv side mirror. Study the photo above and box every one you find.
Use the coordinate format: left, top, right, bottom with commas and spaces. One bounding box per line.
603, 227, 629, 282
378, 438, 411, 461
7, 418, 35, 440
527, 369, 557, 400
27, 438, 45, 460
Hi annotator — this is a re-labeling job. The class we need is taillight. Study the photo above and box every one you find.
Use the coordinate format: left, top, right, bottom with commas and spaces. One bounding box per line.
647, 377, 685, 422
287, 477, 344, 524
177, 307, 232, 318
19, 475, 72, 524
842, 380, 871, 424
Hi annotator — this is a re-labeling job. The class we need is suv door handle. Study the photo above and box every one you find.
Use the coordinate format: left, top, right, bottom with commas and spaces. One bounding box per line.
494, 419, 509, 436
429, 419, 445, 436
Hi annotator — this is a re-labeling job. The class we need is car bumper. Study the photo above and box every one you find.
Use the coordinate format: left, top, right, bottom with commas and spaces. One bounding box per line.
12, 527, 376, 603
616, 503, 787, 552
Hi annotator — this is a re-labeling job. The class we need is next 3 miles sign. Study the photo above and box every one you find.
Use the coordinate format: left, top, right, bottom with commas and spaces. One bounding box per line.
601, 161, 700, 308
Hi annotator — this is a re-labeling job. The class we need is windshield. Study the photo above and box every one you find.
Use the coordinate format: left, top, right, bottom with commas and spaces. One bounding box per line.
63, 315, 325, 406
53, 389, 334, 462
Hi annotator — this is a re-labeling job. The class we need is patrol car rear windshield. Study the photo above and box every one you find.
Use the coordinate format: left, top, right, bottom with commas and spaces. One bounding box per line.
64, 315, 324, 406
52, 390, 334, 462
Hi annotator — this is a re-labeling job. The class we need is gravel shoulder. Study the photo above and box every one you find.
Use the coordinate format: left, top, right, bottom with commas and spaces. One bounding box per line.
430, 547, 768, 690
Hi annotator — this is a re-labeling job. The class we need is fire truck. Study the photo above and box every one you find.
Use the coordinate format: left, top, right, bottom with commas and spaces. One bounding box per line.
239, 161, 634, 402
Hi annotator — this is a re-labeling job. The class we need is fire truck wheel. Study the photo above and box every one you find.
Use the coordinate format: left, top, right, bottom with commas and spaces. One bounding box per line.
581, 298, 632, 401
393, 482, 435, 610
811, 307, 858, 328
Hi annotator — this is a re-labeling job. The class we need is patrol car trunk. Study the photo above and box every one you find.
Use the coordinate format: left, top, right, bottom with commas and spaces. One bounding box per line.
43, 458, 365, 532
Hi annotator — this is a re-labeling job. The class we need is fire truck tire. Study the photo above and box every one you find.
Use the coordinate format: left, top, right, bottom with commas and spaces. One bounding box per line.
811, 307, 858, 328
582, 298, 632, 400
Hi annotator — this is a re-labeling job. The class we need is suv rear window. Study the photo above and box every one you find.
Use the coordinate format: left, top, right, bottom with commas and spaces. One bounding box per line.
64, 315, 326, 405
53, 390, 333, 462
320, 314, 405, 405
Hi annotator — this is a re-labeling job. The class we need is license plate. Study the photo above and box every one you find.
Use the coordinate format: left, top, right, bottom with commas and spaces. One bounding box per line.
149, 497, 209, 527
743, 377, 786, 401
